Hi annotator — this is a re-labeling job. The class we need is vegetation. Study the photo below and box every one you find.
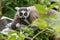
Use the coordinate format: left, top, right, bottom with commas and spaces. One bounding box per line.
0, 0, 60, 40
2, 0, 51, 18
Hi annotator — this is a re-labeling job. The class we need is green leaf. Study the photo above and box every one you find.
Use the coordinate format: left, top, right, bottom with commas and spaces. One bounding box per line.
0, 33, 7, 39
8, 31, 25, 40
48, 15, 56, 18
8, 31, 19, 35
8, 35, 16, 40
22, 27, 34, 36
32, 18, 49, 30
8, 32, 15, 35
18, 33, 25, 40
6, 6, 15, 12
35, 4, 47, 14
48, 3, 57, 11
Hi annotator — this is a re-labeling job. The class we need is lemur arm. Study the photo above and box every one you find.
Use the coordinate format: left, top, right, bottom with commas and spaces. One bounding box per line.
11, 14, 20, 30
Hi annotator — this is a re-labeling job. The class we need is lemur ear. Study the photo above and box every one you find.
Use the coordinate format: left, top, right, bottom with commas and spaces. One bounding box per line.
15, 7, 20, 10
27, 7, 31, 11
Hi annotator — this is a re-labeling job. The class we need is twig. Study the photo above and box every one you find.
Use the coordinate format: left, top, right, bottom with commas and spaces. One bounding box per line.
25, 36, 32, 40
31, 29, 47, 40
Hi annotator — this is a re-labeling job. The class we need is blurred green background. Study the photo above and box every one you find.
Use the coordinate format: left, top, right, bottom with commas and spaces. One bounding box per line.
1, 0, 51, 19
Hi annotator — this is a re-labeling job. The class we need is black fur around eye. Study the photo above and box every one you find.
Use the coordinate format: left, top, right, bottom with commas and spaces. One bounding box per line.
24, 13, 27, 16
20, 13, 22, 16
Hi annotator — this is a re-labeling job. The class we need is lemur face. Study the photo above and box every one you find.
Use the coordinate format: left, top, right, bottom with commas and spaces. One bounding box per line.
15, 7, 30, 19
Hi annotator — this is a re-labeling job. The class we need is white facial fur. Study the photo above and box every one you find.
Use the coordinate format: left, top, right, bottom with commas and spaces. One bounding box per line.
20, 10, 30, 18
15, 7, 20, 11
15, 7, 31, 19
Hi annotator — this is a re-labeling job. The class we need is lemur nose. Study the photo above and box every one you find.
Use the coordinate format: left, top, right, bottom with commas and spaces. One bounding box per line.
22, 16, 25, 19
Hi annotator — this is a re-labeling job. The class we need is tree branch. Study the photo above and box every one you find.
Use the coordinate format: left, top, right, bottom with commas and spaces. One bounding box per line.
25, 36, 32, 40
31, 29, 47, 40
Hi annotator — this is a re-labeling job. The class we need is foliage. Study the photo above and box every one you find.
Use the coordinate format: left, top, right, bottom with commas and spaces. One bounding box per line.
35, 4, 47, 14
48, 3, 58, 11
31, 18, 49, 30
0, 0, 60, 40
2, 0, 52, 18
0, 31, 25, 40
22, 27, 34, 36
2, 0, 38, 18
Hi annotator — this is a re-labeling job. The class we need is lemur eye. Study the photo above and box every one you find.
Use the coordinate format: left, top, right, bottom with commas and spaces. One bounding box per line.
24, 13, 27, 16
20, 13, 22, 16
